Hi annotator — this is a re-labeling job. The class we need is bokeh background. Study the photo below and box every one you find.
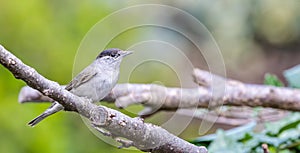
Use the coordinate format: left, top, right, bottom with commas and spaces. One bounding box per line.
1, 0, 300, 153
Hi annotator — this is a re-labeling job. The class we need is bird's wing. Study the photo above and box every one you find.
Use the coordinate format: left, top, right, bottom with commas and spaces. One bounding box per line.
65, 67, 98, 91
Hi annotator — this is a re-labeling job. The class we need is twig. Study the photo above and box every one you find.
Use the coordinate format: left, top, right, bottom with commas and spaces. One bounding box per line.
262, 143, 269, 153
0, 45, 207, 153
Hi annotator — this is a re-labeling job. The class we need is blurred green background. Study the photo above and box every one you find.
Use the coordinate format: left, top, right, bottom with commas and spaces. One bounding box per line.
1, 0, 300, 153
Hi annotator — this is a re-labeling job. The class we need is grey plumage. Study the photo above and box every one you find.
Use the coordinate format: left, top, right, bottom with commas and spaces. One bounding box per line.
28, 48, 132, 126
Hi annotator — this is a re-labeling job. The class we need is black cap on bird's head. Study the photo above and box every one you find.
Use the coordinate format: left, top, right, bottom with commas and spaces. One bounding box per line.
96, 48, 133, 59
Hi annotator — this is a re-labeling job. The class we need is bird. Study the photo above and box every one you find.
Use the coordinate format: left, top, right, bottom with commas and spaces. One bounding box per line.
28, 48, 132, 126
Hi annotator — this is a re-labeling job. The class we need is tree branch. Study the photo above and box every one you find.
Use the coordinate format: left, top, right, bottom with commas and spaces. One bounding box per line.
104, 69, 300, 112
19, 71, 300, 115
0, 45, 207, 153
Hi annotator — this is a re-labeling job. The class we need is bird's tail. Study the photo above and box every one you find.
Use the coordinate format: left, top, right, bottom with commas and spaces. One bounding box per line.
28, 113, 49, 127
28, 102, 64, 127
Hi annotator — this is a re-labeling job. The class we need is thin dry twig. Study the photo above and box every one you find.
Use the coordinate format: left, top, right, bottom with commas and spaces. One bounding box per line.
262, 143, 269, 153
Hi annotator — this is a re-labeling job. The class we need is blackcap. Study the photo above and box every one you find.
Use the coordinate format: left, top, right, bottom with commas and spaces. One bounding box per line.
28, 48, 132, 126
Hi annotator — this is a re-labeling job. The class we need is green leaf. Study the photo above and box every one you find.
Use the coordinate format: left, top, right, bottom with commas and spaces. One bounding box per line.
191, 121, 256, 143
265, 113, 300, 136
264, 73, 284, 87
284, 64, 300, 88
278, 120, 300, 135
208, 130, 249, 153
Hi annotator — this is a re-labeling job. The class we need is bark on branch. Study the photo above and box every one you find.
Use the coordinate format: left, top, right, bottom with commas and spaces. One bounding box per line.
0, 45, 207, 153
20, 70, 300, 116
105, 69, 300, 112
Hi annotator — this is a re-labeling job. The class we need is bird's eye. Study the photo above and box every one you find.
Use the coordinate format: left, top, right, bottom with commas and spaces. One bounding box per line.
111, 53, 120, 58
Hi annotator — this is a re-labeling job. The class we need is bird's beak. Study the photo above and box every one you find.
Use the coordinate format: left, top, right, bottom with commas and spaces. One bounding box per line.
120, 50, 133, 57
